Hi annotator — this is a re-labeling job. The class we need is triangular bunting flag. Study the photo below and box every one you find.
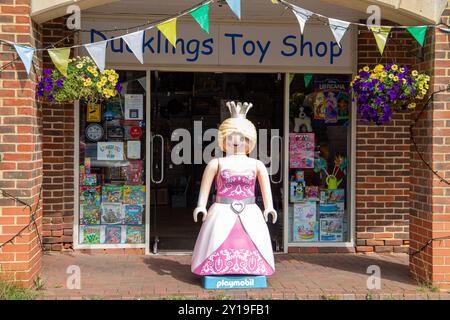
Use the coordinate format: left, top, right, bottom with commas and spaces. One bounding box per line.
191, 4, 210, 34
370, 27, 392, 55
122, 30, 145, 64
407, 26, 427, 47
304, 74, 313, 88
157, 19, 177, 48
328, 18, 350, 47
226, 0, 241, 20
271, 0, 279, 3
137, 77, 146, 91
289, 74, 295, 85
85, 41, 107, 72
14, 44, 35, 75
48, 48, 71, 77
292, 5, 313, 34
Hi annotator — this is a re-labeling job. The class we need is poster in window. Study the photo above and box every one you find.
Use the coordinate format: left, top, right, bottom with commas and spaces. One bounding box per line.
123, 185, 146, 205
313, 77, 349, 122
293, 218, 319, 242
127, 160, 143, 185
289, 133, 315, 168
319, 218, 344, 242
125, 94, 144, 120
104, 225, 122, 244
126, 225, 145, 244
127, 140, 141, 159
80, 225, 101, 244
80, 204, 101, 225
97, 142, 124, 161
124, 204, 144, 225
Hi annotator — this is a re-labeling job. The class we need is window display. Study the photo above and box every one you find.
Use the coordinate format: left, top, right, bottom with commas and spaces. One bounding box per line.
288, 74, 351, 243
78, 70, 147, 246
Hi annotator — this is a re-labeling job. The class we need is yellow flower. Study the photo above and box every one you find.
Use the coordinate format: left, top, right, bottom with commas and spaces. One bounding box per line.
374, 64, 384, 73
76, 63, 83, 69
108, 75, 116, 82
393, 76, 399, 82
391, 64, 398, 71
402, 79, 407, 84
425, 84, 429, 89
419, 84, 424, 90
400, 68, 405, 73
83, 81, 91, 87
408, 103, 416, 109
363, 66, 370, 72
422, 89, 427, 95
101, 77, 108, 83
381, 72, 387, 78
389, 73, 394, 79
412, 70, 419, 77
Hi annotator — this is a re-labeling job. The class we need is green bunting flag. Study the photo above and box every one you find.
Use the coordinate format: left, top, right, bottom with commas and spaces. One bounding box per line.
407, 26, 427, 47
191, 4, 210, 34
304, 74, 313, 88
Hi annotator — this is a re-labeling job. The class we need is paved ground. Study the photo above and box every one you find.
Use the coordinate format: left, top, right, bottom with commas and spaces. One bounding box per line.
40, 252, 450, 300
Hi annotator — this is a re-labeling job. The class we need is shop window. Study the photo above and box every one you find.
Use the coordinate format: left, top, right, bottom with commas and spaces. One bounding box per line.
77, 70, 147, 247
288, 74, 351, 244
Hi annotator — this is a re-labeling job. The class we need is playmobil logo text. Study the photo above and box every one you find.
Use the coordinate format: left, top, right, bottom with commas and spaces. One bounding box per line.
216, 278, 255, 289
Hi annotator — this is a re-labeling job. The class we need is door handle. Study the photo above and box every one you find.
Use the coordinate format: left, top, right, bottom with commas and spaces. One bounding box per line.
151, 134, 164, 184
270, 135, 283, 184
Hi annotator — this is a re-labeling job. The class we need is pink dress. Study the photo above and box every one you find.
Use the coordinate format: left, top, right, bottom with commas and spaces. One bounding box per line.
191, 158, 275, 276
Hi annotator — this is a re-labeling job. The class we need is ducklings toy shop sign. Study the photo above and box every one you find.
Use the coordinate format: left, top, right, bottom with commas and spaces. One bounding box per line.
82, 21, 353, 68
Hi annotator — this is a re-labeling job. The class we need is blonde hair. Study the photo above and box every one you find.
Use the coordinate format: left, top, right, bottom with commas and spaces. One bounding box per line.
218, 118, 257, 154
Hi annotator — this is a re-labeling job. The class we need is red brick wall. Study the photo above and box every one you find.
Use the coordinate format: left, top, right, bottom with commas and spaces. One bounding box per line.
40, 17, 75, 251
355, 26, 417, 254
410, 8, 450, 290
0, 0, 43, 287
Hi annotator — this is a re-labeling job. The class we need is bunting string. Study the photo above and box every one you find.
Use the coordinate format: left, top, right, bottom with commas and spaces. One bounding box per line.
1, 0, 450, 75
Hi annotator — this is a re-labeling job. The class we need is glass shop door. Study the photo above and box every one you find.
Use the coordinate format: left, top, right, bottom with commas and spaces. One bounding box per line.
149, 71, 285, 253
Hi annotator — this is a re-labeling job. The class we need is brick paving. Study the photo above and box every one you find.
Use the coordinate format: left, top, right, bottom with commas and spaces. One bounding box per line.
39, 252, 450, 300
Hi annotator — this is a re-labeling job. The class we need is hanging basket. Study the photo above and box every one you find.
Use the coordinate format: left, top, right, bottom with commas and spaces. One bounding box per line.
37, 56, 122, 105
350, 63, 430, 125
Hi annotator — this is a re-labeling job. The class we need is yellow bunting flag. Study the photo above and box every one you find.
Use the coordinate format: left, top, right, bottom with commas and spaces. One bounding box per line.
48, 48, 71, 77
370, 26, 391, 55
157, 19, 177, 48
271, 0, 279, 3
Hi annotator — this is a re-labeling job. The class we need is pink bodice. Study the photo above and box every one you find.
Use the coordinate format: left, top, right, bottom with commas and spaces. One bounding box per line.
215, 168, 256, 200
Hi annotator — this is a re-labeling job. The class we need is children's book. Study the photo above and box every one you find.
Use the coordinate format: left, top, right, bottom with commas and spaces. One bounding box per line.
293, 218, 319, 242
123, 185, 146, 205
104, 225, 122, 244
80, 186, 101, 206
101, 185, 123, 203
101, 203, 123, 224
305, 186, 319, 202
80, 225, 101, 244
290, 181, 305, 203
319, 218, 344, 242
127, 160, 143, 185
80, 204, 101, 225
126, 225, 145, 244
124, 204, 144, 225
80, 174, 97, 186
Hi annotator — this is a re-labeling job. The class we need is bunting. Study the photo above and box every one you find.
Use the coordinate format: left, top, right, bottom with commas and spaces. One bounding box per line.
292, 5, 313, 34
14, 44, 35, 75
84, 40, 107, 72
370, 27, 392, 55
226, 0, 241, 20
328, 18, 350, 47
157, 19, 178, 48
122, 30, 145, 64
48, 48, 71, 77
190, 4, 210, 34
407, 26, 427, 47
304, 74, 313, 88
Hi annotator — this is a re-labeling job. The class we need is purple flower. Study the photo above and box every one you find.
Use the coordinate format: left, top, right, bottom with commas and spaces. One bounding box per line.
44, 69, 52, 76
55, 79, 63, 87
115, 83, 122, 93
47, 94, 54, 102
44, 85, 53, 92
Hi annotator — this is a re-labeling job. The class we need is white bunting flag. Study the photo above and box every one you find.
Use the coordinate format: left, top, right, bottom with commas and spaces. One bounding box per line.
122, 30, 144, 64
328, 18, 351, 47
291, 5, 313, 34
85, 40, 107, 72
14, 44, 35, 75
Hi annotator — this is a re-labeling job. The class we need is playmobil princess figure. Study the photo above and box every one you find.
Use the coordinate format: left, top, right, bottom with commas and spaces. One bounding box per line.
191, 101, 277, 276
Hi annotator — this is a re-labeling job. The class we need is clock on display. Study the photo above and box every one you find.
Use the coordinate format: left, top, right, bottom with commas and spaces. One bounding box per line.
85, 123, 104, 142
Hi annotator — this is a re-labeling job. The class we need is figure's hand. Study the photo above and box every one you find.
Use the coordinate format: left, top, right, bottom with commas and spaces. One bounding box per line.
193, 207, 208, 222
263, 208, 278, 224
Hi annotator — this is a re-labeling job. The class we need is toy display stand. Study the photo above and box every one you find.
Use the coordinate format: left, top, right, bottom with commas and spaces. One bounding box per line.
203, 275, 267, 290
